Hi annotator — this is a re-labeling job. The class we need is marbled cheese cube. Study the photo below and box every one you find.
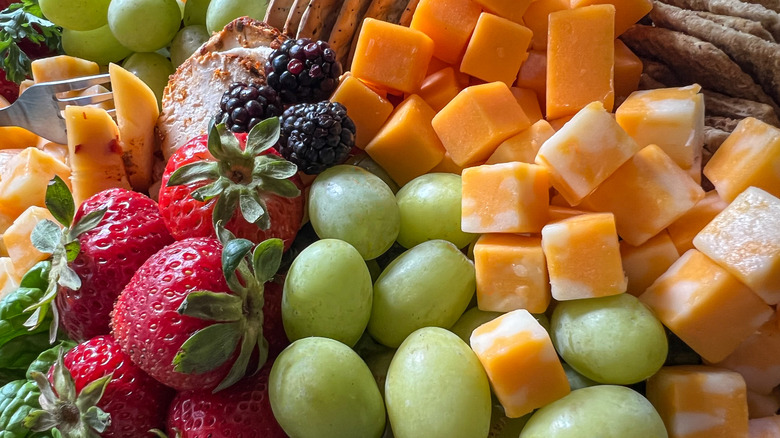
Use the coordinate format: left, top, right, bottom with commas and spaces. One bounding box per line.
0, 257, 19, 301
616, 85, 705, 173
541, 212, 627, 300
535, 101, 641, 206
461, 162, 549, 233
474, 234, 550, 313
486, 119, 555, 165
582, 144, 705, 246
704, 117, 780, 202
646, 365, 749, 438
470, 309, 570, 417
666, 190, 728, 254
640, 249, 773, 363
547, 205, 589, 223
712, 315, 780, 396
3, 206, 59, 276
620, 231, 680, 296
693, 187, 780, 304
0, 147, 71, 219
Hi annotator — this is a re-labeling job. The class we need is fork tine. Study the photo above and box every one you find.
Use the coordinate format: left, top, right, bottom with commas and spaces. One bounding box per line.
57, 91, 114, 108
44, 73, 111, 93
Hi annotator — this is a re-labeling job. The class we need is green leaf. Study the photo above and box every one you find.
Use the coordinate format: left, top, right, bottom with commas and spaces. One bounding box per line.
44, 176, 75, 228
18, 262, 51, 290
190, 177, 230, 202
177, 291, 243, 322
30, 220, 61, 255
213, 332, 255, 393
75, 374, 111, 414
222, 239, 254, 279
253, 156, 298, 180
257, 177, 301, 199
1, 379, 44, 435
238, 190, 265, 225
69, 209, 106, 239
172, 322, 242, 375
0, 286, 49, 347
0, 332, 51, 372
166, 161, 221, 188
252, 239, 284, 283
245, 117, 281, 156
0, 0, 61, 84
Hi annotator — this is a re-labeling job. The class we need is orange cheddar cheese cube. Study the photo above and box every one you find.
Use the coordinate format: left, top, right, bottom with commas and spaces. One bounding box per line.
417, 67, 465, 112
646, 365, 749, 438
535, 101, 641, 206
429, 152, 471, 174
0, 147, 72, 219
523, 0, 570, 51
620, 231, 680, 297
613, 40, 643, 104
516, 50, 547, 111
432, 82, 530, 167
473, 0, 533, 23
486, 119, 555, 165
473, 234, 551, 313
352, 18, 434, 94
666, 190, 728, 254
3, 206, 60, 277
470, 309, 570, 418
30, 55, 99, 83
461, 162, 549, 233
460, 13, 533, 86
365, 95, 445, 186
713, 315, 780, 395
615, 85, 705, 174
747, 391, 780, 419
640, 249, 774, 363
510, 88, 543, 124
541, 212, 627, 300
424, 56, 451, 77
547, 205, 589, 223
546, 5, 615, 120
330, 74, 394, 149
750, 416, 780, 438
582, 144, 706, 246
693, 187, 780, 305
0, 257, 19, 301
571, 0, 653, 36
409, 0, 482, 64
704, 117, 780, 202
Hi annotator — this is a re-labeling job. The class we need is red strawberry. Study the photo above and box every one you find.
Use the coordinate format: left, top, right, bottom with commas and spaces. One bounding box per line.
25, 335, 174, 437
0, 69, 19, 104
264, 277, 289, 359
158, 119, 304, 251
111, 234, 284, 392
57, 188, 174, 342
167, 363, 287, 438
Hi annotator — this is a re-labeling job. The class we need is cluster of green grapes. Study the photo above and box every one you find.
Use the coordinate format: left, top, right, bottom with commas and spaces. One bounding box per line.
42, 0, 269, 103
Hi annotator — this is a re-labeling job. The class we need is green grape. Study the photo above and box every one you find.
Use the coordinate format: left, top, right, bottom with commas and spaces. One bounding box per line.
184, 0, 212, 26
62, 25, 133, 65
108, 0, 182, 52
40, 0, 110, 31
519, 385, 668, 438
562, 363, 599, 391
449, 307, 501, 346
368, 240, 476, 348
170, 25, 210, 67
282, 239, 373, 347
269, 337, 386, 438
121, 52, 175, 107
308, 165, 400, 260
346, 153, 400, 194
396, 173, 476, 249
551, 293, 668, 385
206, 0, 268, 33
385, 327, 491, 438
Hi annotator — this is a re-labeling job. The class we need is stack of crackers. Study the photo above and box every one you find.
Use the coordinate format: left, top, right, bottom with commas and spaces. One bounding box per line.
619, 0, 780, 157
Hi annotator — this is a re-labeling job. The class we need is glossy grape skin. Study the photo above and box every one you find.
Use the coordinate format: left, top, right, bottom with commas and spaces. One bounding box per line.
308, 165, 400, 260
551, 293, 668, 384
205, 0, 268, 33
183, 0, 211, 26
269, 337, 386, 438
385, 327, 491, 438
368, 240, 476, 348
40, 0, 110, 31
396, 173, 476, 249
519, 385, 668, 438
282, 239, 373, 347
121, 52, 175, 107
108, 0, 182, 52
62, 25, 133, 65
170, 25, 210, 66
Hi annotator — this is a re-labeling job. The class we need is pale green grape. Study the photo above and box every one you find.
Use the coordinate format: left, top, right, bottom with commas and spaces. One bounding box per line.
184, 0, 212, 26
108, 0, 182, 52
562, 363, 598, 391
269, 337, 386, 438
385, 327, 491, 438
62, 25, 133, 65
346, 153, 400, 194
206, 0, 268, 33
282, 239, 373, 347
40, 0, 110, 31
308, 165, 400, 260
519, 385, 668, 438
170, 25, 209, 66
368, 240, 476, 348
121, 52, 174, 107
449, 307, 501, 346
551, 293, 668, 385
396, 173, 476, 249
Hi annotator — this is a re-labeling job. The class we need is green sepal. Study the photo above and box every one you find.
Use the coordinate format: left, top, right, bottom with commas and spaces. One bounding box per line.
257, 177, 301, 199
24, 407, 58, 431
44, 176, 75, 228
210, 123, 247, 163
75, 374, 111, 414
190, 177, 230, 202
238, 190, 266, 225
211, 189, 240, 229
172, 322, 242, 375
252, 239, 283, 284
64, 241, 80, 263
222, 239, 254, 279
166, 161, 221, 188
51, 348, 75, 402
31, 220, 63, 255
26, 341, 77, 379
212, 331, 256, 393
244, 117, 280, 157
177, 291, 243, 322
28, 371, 56, 412
81, 406, 110, 434
68, 208, 106, 240
252, 155, 298, 180
149, 429, 170, 438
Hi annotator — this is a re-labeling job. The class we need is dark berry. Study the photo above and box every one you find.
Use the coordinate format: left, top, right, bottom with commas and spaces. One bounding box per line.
215, 82, 283, 133
264, 39, 343, 105
278, 101, 356, 174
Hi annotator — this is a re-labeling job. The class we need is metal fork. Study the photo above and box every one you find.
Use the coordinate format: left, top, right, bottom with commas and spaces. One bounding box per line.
0, 73, 114, 144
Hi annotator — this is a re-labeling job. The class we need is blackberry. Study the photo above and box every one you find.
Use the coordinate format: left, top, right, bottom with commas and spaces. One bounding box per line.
215, 82, 283, 133
264, 38, 343, 104
278, 101, 356, 174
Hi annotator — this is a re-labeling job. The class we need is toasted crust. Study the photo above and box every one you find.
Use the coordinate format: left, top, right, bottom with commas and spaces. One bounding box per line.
299, 0, 346, 40
285, 0, 309, 36
328, 0, 373, 65
265, 0, 296, 30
